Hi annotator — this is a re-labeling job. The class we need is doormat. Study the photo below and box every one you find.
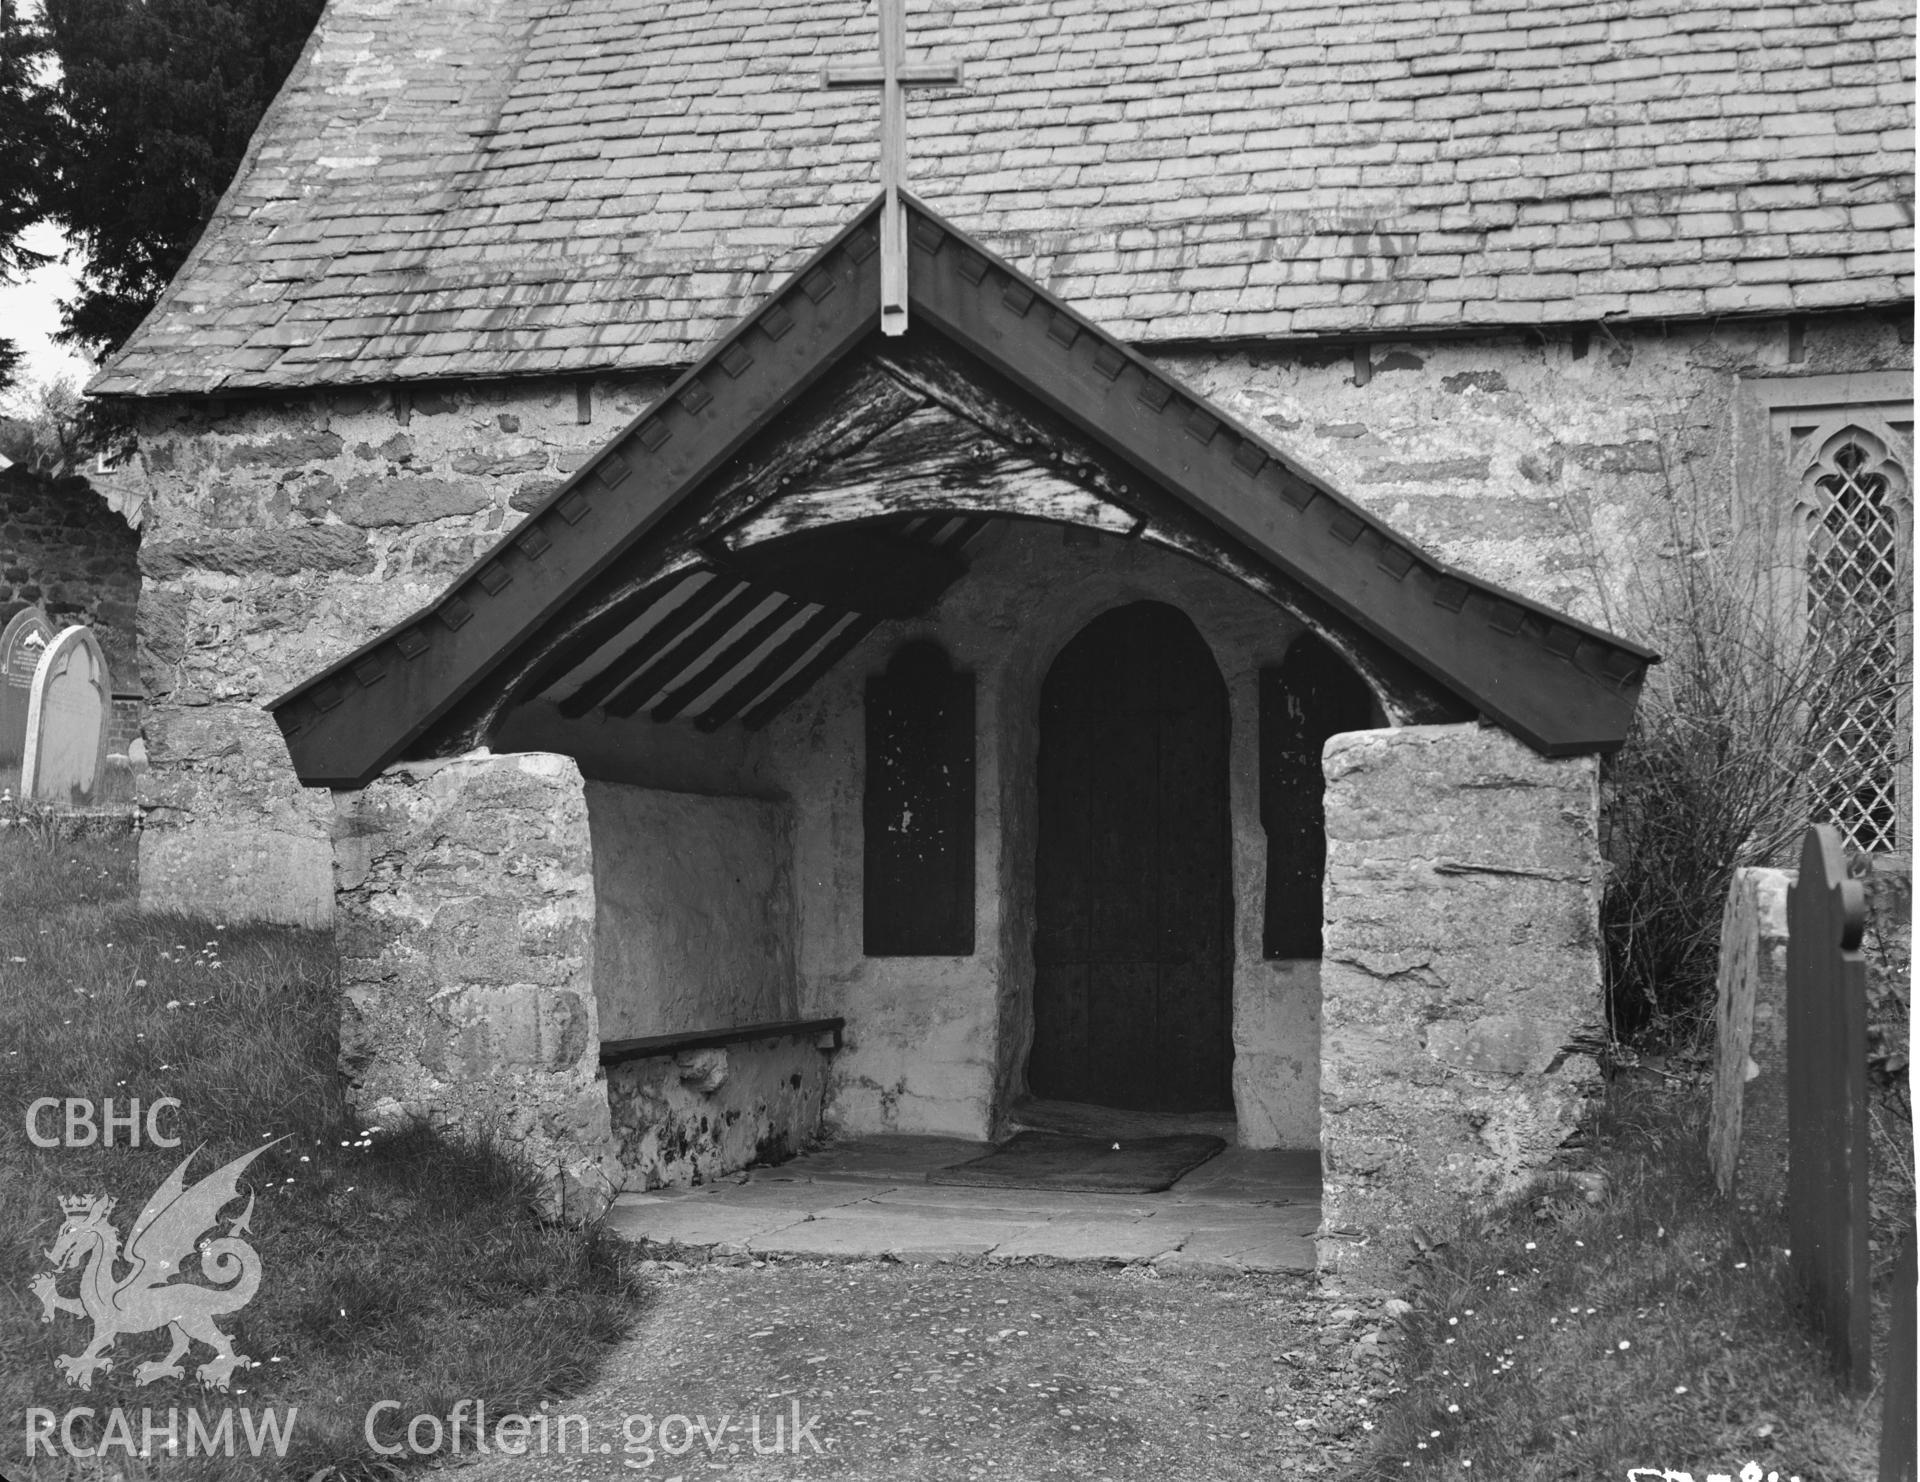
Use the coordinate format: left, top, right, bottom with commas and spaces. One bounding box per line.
925, 1131, 1225, 1194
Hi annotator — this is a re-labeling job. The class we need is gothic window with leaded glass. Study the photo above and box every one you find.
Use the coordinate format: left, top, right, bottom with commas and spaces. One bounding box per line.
1799, 426, 1911, 855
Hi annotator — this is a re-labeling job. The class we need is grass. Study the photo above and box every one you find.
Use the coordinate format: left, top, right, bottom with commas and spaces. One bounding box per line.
1359, 1077, 1897, 1481
0, 829, 650, 1481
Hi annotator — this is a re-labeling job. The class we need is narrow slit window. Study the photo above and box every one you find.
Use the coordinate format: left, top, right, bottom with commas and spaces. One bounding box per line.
1260, 634, 1375, 958
863, 640, 975, 955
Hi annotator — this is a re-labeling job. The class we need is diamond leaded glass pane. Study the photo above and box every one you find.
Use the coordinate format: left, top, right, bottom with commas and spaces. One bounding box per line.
1805, 436, 1906, 854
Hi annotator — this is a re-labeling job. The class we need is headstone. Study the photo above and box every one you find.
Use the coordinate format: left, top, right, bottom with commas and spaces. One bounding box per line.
1708, 865, 1793, 1217
20, 626, 112, 807
0, 604, 54, 775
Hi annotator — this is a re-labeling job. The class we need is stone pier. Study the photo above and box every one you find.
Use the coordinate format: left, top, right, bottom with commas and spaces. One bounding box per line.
1318, 723, 1605, 1288
330, 749, 618, 1217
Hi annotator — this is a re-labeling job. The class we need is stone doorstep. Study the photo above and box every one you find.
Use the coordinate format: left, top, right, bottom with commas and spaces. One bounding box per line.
605, 1135, 1323, 1273
602, 1201, 805, 1248
754, 1135, 989, 1181
622, 1179, 883, 1213
1160, 1223, 1320, 1271
605, 1195, 1320, 1273
748, 1214, 1040, 1261
858, 1185, 1171, 1217
982, 1219, 1189, 1264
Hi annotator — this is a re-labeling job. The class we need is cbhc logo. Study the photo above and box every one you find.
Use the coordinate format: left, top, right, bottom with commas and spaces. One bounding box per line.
26, 1099, 183, 1148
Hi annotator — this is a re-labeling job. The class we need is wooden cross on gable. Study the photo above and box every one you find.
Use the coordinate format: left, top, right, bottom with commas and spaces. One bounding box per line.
825, 0, 964, 336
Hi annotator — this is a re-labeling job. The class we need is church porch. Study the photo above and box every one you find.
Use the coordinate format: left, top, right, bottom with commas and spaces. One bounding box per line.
306, 196, 1645, 1283
753, 516, 1361, 1152
507, 512, 1365, 1192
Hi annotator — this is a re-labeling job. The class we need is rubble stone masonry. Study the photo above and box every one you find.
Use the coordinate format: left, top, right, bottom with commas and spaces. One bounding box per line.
331, 749, 618, 1217
116, 312, 1908, 923
0, 466, 140, 688
1319, 723, 1604, 1288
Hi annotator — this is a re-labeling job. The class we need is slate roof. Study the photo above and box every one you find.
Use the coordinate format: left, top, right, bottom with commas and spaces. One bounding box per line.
95, 0, 1916, 397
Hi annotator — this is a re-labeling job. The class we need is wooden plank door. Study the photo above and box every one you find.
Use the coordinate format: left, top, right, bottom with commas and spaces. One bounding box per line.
1029, 601, 1233, 1112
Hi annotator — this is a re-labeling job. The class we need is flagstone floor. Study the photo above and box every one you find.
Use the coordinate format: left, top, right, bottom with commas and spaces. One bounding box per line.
604, 1135, 1321, 1273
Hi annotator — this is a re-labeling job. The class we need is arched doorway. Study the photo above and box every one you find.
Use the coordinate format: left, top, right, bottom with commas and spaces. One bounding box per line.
1028, 601, 1233, 1113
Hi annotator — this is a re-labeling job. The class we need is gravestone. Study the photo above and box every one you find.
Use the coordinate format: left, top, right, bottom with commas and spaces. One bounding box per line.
20, 626, 112, 806
1708, 865, 1793, 1217
0, 605, 54, 775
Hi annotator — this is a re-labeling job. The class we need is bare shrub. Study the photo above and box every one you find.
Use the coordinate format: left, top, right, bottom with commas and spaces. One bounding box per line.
1595, 488, 1910, 1053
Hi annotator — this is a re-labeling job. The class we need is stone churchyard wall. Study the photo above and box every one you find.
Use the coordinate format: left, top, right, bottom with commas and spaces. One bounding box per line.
0, 466, 140, 685
0, 466, 144, 767
331, 749, 618, 1216
115, 311, 1907, 927
1319, 723, 1605, 1290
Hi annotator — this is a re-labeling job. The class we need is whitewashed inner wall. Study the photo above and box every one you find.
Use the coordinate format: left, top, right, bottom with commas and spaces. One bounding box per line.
761, 519, 1364, 1147
585, 780, 795, 1041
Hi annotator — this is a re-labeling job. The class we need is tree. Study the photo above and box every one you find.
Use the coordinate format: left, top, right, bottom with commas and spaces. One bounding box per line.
0, 374, 86, 471
0, 0, 53, 392
37, 0, 325, 356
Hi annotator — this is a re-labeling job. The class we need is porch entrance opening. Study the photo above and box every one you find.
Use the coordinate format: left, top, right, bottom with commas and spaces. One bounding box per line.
1028, 601, 1234, 1114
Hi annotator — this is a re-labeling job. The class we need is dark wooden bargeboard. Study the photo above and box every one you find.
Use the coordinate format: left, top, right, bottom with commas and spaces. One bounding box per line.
1029, 602, 1232, 1114
268, 195, 1655, 788
1786, 823, 1872, 1393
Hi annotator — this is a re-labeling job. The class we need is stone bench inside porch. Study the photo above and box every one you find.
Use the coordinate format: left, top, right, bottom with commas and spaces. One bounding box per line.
600, 1016, 846, 1190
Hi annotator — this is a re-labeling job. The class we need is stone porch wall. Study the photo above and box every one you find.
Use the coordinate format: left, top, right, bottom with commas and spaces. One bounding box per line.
607, 1034, 833, 1191
1319, 722, 1605, 1289
331, 749, 618, 1217
585, 781, 797, 1042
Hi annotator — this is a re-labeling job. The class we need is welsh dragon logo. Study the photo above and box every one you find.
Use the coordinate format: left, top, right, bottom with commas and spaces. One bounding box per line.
30, 1139, 283, 1390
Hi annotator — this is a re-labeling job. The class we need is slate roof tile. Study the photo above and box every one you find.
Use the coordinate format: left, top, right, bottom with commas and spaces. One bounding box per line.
96, 0, 1915, 396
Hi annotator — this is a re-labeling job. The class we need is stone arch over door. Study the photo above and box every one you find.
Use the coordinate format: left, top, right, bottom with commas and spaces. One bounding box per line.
1028, 600, 1234, 1114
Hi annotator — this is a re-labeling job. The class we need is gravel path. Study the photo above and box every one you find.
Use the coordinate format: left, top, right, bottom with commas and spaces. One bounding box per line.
442, 1257, 1391, 1482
